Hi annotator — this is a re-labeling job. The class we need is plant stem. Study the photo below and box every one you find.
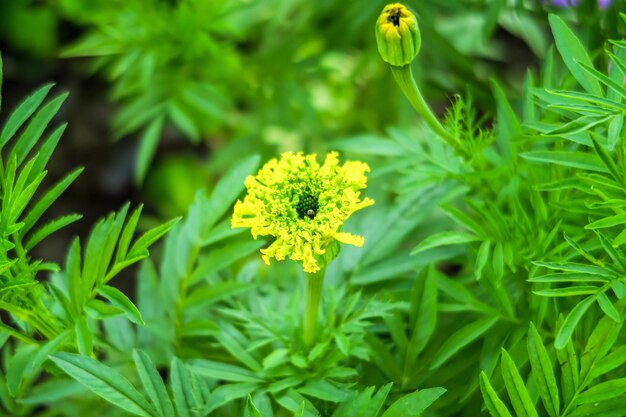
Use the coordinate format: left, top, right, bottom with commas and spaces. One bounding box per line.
390, 65, 459, 151
304, 269, 325, 346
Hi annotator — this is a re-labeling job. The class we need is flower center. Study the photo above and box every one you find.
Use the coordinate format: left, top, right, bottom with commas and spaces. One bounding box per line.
387, 7, 403, 26
296, 194, 319, 220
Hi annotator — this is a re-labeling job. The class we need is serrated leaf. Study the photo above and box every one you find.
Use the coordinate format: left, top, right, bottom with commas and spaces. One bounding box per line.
520, 151, 607, 172
581, 315, 622, 381
527, 323, 559, 417
501, 349, 538, 417
0, 83, 54, 148
409, 267, 437, 358
533, 286, 598, 297
135, 116, 164, 184
380, 387, 446, 417
480, 372, 513, 417
430, 317, 498, 369
555, 296, 595, 349
127, 216, 181, 260
20, 167, 83, 236
114, 205, 142, 264
97, 285, 144, 325
299, 380, 349, 403
133, 350, 175, 417
24, 214, 82, 251
190, 359, 263, 383
548, 14, 602, 95
411, 231, 478, 255
532, 261, 613, 276
50, 353, 156, 417
475, 240, 491, 280
9, 92, 69, 167
577, 378, 626, 405
74, 316, 92, 357
597, 292, 620, 322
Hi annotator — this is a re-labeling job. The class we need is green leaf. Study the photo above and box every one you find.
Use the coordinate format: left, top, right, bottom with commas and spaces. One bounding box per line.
299, 380, 350, 403
114, 205, 143, 264
576, 378, 626, 405
608, 115, 624, 151
532, 261, 613, 276
246, 395, 264, 417
190, 359, 263, 383
528, 272, 608, 283
533, 286, 599, 297
135, 116, 164, 184
30, 123, 66, 180
430, 317, 498, 369
97, 285, 144, 325
556, 339, 579, 406
581, 315, 622, 382
50, 353, 156, 417
492, 241, 504, 287
133, 350, 175, 417
411, 231, 478, 255
500, 349, 538, 417
170, 357, 206, 417
569, 397, 626, 417
24, 214, 82, 251
520, 151, 607, 173
480, 372, 513, 417
202, 154, 261, 235
597, 292, 620, 322
475, 240, 491, 280
591, 137, 621, 182
74, 316, 93, 357
527, 323, 560, 417
127, 216, 181, 260
548, 14, 602, 95
591, 345, 626, 380
555, 296, 595, 349
65, 237, 83, 313
211, 325, 261, 372
0, 83, 54, 149
331, 384, 391, 417
20, 167, 83, 236
492, 80, 520, 159
189, 240, 265, 283
6, 344, 37, 396
170, 358, 192, 417
380, 387, 446, 417
578, 61, 626, 101
409, 267, 438, 358
9, 92, 69, 167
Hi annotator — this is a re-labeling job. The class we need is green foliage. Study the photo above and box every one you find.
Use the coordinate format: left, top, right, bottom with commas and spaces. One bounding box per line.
4, 3, 626, 417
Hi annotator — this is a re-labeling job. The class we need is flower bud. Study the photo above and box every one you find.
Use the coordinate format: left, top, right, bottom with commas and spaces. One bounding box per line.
375, 3, 421, 67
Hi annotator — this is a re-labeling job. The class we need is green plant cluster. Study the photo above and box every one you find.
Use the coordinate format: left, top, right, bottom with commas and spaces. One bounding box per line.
2, 2, 626, 417
2, 0, 599, 185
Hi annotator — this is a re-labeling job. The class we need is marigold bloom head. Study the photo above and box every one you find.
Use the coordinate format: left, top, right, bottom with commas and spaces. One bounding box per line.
231, 152, 374, 273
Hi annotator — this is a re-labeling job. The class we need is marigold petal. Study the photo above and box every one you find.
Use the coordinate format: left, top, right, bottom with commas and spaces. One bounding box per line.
334, 232, 365, 247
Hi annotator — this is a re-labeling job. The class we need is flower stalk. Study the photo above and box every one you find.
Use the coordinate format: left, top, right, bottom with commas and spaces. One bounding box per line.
304, 269, 325, 345
376, 3, 460, 151
390, 65, 459, 150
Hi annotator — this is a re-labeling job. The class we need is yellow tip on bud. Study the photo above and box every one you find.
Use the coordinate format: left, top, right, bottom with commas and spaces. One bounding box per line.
375, 3, 421, 67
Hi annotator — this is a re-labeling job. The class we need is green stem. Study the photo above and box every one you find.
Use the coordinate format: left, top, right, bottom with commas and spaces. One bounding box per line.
304, 269, 325, 346
390, 65, 459, 151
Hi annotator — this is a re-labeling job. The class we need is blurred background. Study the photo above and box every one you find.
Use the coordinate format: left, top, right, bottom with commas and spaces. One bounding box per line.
0, 0, 623, 265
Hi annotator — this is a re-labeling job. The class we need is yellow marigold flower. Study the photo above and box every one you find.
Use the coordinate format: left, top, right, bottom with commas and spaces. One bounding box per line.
231, 152, 374, 273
